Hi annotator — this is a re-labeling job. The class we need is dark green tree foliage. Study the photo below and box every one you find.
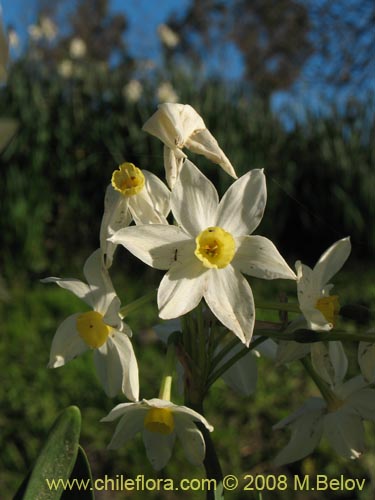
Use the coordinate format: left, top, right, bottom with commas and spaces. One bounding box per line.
167, 0, 312, 99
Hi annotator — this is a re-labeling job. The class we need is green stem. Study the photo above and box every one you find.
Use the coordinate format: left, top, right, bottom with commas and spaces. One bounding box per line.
158, 344, 176, 401
255, 301, 301, 313
210, 337, 239, 372
119, 289, 156, 318
251, 328, 375, 343
207, 336, 267, 389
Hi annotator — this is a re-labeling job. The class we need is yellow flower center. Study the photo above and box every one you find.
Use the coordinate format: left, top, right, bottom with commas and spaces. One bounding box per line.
144, 408, 175, 435
111, 162, 145, 196
76, 311, 111, 348
195, 226, 236, 269
315, 295, 340, 326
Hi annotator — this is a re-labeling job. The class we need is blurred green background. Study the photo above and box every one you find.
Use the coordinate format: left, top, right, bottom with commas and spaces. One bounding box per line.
1, 0, 374, 498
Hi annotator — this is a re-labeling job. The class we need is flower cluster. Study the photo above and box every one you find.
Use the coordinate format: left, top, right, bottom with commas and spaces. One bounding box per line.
43, 102, 374, 473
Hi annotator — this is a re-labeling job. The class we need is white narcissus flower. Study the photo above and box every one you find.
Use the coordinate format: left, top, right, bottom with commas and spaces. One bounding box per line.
102, 398, 213, 470
0, 12, 9, 83
142, 103, 237, 188
41, 249, 139, 400
100, 162, 170, 268
110, 160, 296, 346
296, 237, 351, 331
273, 346, 375, 465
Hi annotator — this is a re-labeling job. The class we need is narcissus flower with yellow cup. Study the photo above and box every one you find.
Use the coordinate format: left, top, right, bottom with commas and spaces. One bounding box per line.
41, 249, 139, 400
102, 398, 213, 471
273, 344, 375, 465
142, 103, 237, 187
100, 162, 170, 268
110, 160, 296, 346
296, 237, 351, 331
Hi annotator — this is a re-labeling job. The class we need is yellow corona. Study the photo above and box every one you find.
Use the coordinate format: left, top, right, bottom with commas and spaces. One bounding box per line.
195, 226, 235, 269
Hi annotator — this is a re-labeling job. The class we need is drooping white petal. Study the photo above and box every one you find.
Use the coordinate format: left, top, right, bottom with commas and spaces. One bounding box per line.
220, 345, 258, 396
216, 170, 266, 236
142, 429, 176, 471
158, 256, 208, 319
100, 185, 131, 269
172, 405, 214, 432
323, 410, 364, 459
174, 415, 206, 465
94, 332, 139, 400
204, 266, 255, 346
185, 128, 237, 179
48, 313, 88, 368
40, 277, 92, 307
143, 398, 177, 409
233, 236, 296, 280
110, 224, 192, 270
106, 406, 147, 449
345, 388, 375, 422
295, 261, 319, 310
313, 237, 351, 290
172, 160, 218, 235
101, 402, 138, 422
143, 103, 205, 149
358, 341, 375, 383
83, 249, 116, 314
273, 401, 325, 466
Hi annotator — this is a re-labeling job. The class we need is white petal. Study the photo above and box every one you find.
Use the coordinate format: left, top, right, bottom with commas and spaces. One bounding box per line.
295, 261, 320, 310
101, 402, 139, 422
94, 333, 139, 400
158, 257, 208, 319
323, 411, 364, 459
102, 296, 123, 330
40, 277, 92, 308
185, 128, 237, 179
329, 341, 348, 385
172, 160, 218, 235
233, 236, 296, 280
204, 266, 255, 346
275, 340, 311, 365
220, 345, 258, 396
143, 169, 171, 218
273, 397, 326, 429
142, 429, 175, 470
48, 313, 88, 368
273, 403, 324, 466
313, 237, 351, 289
216, 170, 266, 236
110, 224, 192, 270
174, 416, 206, 465
100, 185, 131, 268
172, 405, 214, 432
335, 375, 368, 400
143, 398, 177, 409
345, 388, 375, 422
106, 406, 146, 449
311, 342, 335, 386
358, 341, 375, 383
83, 249, 117, 314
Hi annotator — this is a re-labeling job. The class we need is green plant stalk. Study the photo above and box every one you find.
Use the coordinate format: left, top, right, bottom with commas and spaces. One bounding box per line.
158, 343, 176, 401
252, 328, 375, 343
119, 289, 157, 318
255, 301, 301, 313
210, 337, 240, 373
207, 336, 267, 388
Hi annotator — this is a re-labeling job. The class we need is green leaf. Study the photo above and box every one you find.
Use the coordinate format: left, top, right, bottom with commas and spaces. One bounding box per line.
14, 406, 81, 500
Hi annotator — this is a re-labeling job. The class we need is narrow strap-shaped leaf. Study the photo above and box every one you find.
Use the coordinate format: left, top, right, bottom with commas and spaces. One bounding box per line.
14, 406, 81, 500
61, 445, 94, 499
